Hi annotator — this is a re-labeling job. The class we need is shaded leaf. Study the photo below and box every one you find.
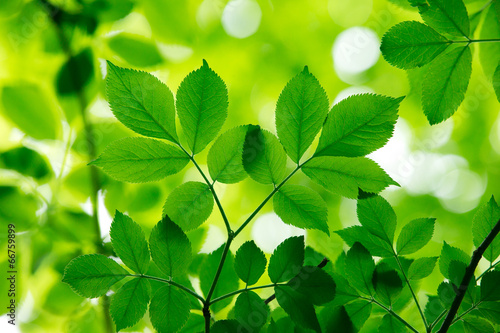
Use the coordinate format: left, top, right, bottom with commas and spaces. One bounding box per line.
472, 196, 500, 262
439, 241, 470, 279
275, 285, 321, 332
234, 291, 270, 332
268, 236, 305, 283
480, 271, 500, 302
336, 226, 394, 257
288, 266, 336, 305
319, 305, 355, 333
0, 146, 51, 180
344, 300, 372, 331
234, 241, 267, 286
345, 242, 375, 296
57, 48, 94, 95
373, 263, 403, 306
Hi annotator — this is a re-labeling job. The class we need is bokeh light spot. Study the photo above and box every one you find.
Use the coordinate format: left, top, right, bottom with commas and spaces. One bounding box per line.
222, 0, 262, 39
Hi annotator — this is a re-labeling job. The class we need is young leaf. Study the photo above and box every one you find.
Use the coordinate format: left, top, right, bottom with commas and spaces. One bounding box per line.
106, 61, 178, 143
242, 126, 287, 185
381, 21, 450, 69
207, 125, 249, 184
149, 216, 192, 277
176, 60, 228, 155
463, 317, 495, 333
288, 266, 336, 305
268, 236, 305, 283
315, 94, 403, 157
472, 196, 500, 262
345, 242, 375, 296
344, 300, 372, 331
302, 156, 398, 198
162, 181, 214, 231
372, 263, 403, 306
91, 137, 189, 183
379, 314, 408, 333
439, 241, 470, 279
422, 45, 472, 124
336, 226, 394, 257
62, 254, 129, 298
110, 278, 151, 332
275, 66, 329, 163
274, 285, 321, 333
149, 285, 190, 333
319, 305, 356, 333
411, 0, 470, 38
357, 194, 397, 246
407, 257, 438, 280
234, 241, 267, 285
273, 184, 329, 235
110, 211, 150, 274
396, 218, 435, 255
234, 291, 270, 332
199, 244, 239, 313
480, 271, 500, 302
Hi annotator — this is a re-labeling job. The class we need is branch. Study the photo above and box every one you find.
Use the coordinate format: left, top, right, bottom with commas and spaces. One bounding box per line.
209, 283, 278, 305
437, 218, 500, 333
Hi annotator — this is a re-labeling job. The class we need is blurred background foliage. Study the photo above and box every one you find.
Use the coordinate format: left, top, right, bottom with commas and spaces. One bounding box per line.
0, 0, 498, 332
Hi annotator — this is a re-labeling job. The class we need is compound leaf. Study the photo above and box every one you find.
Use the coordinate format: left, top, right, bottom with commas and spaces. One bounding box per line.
234, 241, 267, 286
149, 284, 190, 333
472, 196, 500, 262
316, 94, 403, 157
276, 66, 329, 163
396, 218, 435, 255
207, 125, 249, 184
288, 266, 336, 305
268, 236, 305, 283
381, 21, 450, 69
275, 285, 321, 332
302, 156, 398, 199
439, 241, 470, 279
408, 257, 438, 280
234, 291, 270, 332
243, 126, 287, 185
176, 60, 228, 155
273, 184, 329, 235
345, 242, 375, 296
336, 226, 394, 257
62, 254, 128, 298
163, 181, 214, 231
414, 0, 470, 38
357, 194, 397, 246
149, 216, 192, 277
110, 211, 150, 274
91, 137, 189, 183
110, 278, 151, 332
422, 45, 472, 124
106, 61, 177, 143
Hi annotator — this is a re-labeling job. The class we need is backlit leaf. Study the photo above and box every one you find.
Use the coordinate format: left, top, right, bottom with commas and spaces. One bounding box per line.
345, 242, 375, 296
472, 196, 500, 262
396, 218, 435, 255
268, 236, 305, 283
357, 194, 397, 245
411, 0, 470, 38
234, 291, 270, 332
288, 266, 336, 305
407, 257, 438, 280
234, 241, 267, 286
149, 284, 190, 333
110, 278, 151, 331
439, 241, 470, 279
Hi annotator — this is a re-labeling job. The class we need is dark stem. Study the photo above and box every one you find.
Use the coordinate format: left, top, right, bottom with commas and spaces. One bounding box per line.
437, 218, 500, 333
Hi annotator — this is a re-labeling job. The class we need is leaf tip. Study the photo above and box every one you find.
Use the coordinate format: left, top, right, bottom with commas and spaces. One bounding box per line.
302, 65, 309, 74
202, 59, 209, 68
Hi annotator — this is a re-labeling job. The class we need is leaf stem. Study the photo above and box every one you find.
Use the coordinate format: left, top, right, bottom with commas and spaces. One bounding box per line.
209, 283, 278, 305
450, 301, 483, 325
131, 274, 206, 303
437, 218, 500, 333
361, 296, 419, 333
475, 259, 500, 281
452, 38, 500, 43
394, 253, 428, 328
428, 309, 448, 332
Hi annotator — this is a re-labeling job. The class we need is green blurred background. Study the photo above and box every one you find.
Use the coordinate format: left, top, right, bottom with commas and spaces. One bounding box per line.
0, 0, 498, 332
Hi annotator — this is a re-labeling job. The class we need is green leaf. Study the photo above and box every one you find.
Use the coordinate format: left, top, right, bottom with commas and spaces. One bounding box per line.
162, 181, 214, 231
411, 0, 470, 38
106, 61, 178, 143
1, 83, 59, 140
275, 66, 329, 163
439, 241, 470, 279
344, 300, 372, 331
234, 291, 270, 332
274, 285, 321, 332
372, 263, 403, 306
336, 226, 394, 257
396, 218, 435, 255
345, 242, 375, 296
357, 194, 397, 245
379, 314, 408, 333
149, 216, 192, 277
407, 257, 438, 280
234, 241, 267, 285
479, 6, 500, 80
302, 156, 398, 199
91, 137, 189, 183
62, 254, 129, 298
200, 244, 239, 313
243, 126, 287, 185
273, 184, 329, 235
57, 48, 94, 95
476, 302, 500, 325
315, 94, 403, 157
268, 236, 305, 283
180, 313, 205, 333
211, 320, 240, 333
422, 45, 472, 125
0, 146, 51, 180
108, 33, 163, 68
207, 125, 249, 184
110, 211, 150, 274
494, 63, 500, 103
381, 21, 450, 69
288, 266, 336, 305
319, 305, 356, 333
149, 284, 190, 333
110, 278, 151, 332
463, 317, 495, 333
480, 271, 500, 301
330, 273, 360, 306
472, 196, 500, 262
176, 60, 228, 155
